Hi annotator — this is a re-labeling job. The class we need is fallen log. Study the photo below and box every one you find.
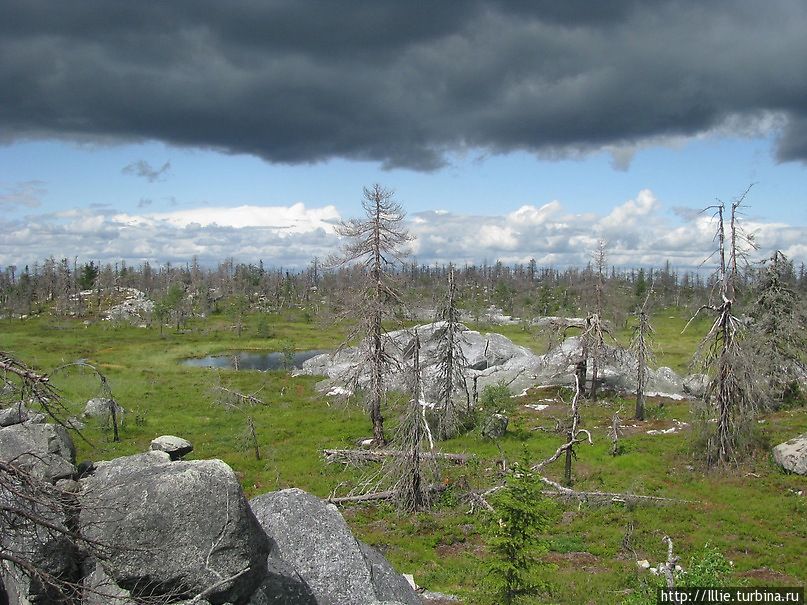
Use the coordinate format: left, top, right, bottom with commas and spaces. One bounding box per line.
468, 477, 696, 513
322, 449, 472, 465
328, 483, 448, 505
327, 490, 395, 504
536, 474, 696, 504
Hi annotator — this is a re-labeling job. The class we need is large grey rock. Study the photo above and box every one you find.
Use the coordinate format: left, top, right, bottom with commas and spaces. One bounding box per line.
249, 488, 419, 605
0, 422, 76, 483
89, 449, 171, 483
79, 454, 270, 604
82, 397, 125, 424
0, 403, 29, 427
150, 434, 193, 460
532, 337, 686, 398
772, 433, 807, 475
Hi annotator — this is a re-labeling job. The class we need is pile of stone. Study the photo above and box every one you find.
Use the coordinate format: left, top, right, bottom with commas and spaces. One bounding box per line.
103, 288, 154, 325
0, 414, 421, 604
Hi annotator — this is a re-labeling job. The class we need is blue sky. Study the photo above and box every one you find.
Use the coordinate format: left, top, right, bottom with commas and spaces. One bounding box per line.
3, 133, 804, 223
1, 2, 806, 269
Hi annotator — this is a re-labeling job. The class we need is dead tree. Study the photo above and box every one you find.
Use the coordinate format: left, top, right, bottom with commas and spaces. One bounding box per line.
330, 184, 413, 445
388, 330, 437, 512
658, 536, 679, 588
433, 266, 470, 439
610, 405, 623, 456
322, 449, 470, 465
579, 312, 608, 399
687, 189, 759, 465
210, 374, 266, 460
242, 416, 260, 461
587, 240, 609, 399
209, 373, 265, 410
630, 290, 656, 421
561, 376, 587, 485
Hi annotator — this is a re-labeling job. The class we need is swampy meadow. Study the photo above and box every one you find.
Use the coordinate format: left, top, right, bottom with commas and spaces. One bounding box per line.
2, 301, 805, 604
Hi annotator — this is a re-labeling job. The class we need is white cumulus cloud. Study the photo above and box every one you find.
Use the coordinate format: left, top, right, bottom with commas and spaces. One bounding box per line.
2, 191, 805, 271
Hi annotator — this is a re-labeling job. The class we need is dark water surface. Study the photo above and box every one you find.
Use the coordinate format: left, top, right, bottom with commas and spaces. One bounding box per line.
182, 350, 328, 371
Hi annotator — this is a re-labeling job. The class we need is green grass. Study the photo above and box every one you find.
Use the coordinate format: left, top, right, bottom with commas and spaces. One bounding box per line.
1, 309, 805, 603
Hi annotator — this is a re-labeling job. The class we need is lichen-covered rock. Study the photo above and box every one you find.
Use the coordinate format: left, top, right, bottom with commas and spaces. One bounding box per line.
79, 454, 270, 603
0, 422, 76, 483
300, 322, 539, 398
249, 488, 419, 605
533, 336, 685, 398
150, 434, 193, 460
772, 433, 807, 475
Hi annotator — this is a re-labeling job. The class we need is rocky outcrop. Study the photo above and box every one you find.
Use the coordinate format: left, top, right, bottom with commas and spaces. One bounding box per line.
79, 453, 270, 603
299, 321, 539, 399
250, 488, 420, 605
772, 433, 807, 475
1, 426, 418, 605
301, 323, 687, 400
103, 288, 154, 325
532, 336, 684, 397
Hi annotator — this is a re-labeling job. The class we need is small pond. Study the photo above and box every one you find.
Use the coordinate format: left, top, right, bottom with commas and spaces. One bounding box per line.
182, 350, 329, 371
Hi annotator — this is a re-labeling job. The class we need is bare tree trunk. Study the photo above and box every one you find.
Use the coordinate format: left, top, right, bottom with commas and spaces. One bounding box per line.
109, 399, 120, 442
563, 445, 573, 486
632, 292, 655, 421
371, 308, 385, 445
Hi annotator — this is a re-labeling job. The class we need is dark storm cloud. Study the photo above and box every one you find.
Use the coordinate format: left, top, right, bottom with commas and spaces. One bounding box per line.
2, 1, 807, 169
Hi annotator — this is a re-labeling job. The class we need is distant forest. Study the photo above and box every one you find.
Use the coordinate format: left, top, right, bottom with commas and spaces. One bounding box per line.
2, 253, 806, 324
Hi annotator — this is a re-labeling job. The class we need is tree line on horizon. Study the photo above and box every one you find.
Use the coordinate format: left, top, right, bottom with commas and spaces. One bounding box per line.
2, 251, 806, 323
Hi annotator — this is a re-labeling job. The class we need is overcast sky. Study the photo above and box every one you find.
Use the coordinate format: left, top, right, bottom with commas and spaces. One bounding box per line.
1, 1, 806, 270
